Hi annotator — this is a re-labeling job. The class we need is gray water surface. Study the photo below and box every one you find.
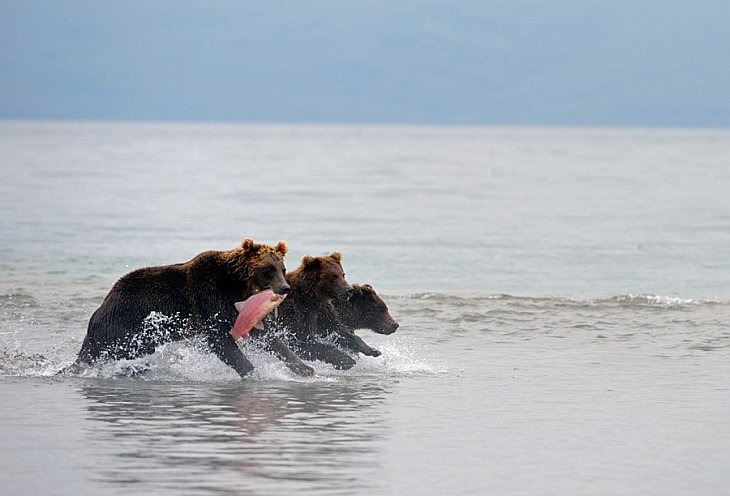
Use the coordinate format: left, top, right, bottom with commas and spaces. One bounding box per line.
2, 122, 730, 495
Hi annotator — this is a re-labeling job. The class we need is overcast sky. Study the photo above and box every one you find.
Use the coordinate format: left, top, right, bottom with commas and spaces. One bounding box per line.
1, 0, 729, 127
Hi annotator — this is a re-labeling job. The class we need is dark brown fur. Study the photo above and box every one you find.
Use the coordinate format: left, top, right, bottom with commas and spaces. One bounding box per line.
277, 251, 352, 339
68, 238, 289, 377
328, 283, 399, 356
336, 284, 399, 335
262, 252, 357, 370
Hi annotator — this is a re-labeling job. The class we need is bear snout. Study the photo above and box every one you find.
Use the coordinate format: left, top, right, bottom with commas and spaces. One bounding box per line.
276, 284, 291, 295
381, 320, 399, 334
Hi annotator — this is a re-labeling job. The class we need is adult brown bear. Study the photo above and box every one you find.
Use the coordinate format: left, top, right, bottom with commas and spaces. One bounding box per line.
68, 238, 289, 377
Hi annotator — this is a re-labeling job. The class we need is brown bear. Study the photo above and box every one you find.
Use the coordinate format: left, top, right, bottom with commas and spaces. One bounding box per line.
329, 283, 399, 354
337, 284, 399, 334
257, 253, 397, 373
260, 251, 359, 370
67, 238, 289, 377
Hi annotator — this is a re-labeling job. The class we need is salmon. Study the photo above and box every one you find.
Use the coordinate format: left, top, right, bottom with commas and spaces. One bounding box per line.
231, 289, 286, 341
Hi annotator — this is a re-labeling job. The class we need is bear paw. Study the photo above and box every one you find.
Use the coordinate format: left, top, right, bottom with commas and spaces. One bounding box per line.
362, 347, 381, 357
291, 361, 316, 377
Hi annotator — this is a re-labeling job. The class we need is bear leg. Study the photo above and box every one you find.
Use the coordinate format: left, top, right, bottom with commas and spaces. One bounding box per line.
264, 336, 316, 377
206, 332, 255, 377
332, 330, 382, 357
296, 341, 356, 370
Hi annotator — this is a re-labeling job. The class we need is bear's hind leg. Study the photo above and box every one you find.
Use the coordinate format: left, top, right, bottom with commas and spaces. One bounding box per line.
59, 335, 103, 374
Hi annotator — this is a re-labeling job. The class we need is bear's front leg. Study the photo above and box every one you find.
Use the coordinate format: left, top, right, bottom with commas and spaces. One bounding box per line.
266, 336, 316, 377
332, 329, 381, 357
206, 331, 255, 378
296, 341, 356, 370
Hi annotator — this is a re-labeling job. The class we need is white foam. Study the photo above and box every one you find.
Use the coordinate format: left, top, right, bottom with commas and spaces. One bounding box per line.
4, 330, 443, 382
612, 293, 721, 307
340, 333, 448, 376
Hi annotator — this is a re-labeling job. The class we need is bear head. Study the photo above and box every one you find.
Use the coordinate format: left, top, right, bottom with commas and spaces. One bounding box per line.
235, 238, 290, 295
346, 284, 399, 334
293, 251, 353, 302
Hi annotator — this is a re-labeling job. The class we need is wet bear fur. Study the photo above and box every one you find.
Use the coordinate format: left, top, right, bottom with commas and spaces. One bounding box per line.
259, 252, 359, 370
69, 238, 290, 377
258, 253, 391, 373
329, 283, 399, 354
298, 283, 399, 359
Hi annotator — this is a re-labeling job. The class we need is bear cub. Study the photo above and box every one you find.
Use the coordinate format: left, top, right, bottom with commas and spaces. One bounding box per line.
266, 251, 354, 369
330, 283, 399, 355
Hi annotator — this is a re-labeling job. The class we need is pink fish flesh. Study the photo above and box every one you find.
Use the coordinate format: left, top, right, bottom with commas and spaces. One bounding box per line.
230, 289, 286, 341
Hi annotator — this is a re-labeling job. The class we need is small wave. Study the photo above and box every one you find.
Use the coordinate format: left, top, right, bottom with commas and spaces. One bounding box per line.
402, 292, 513, 301
0, 291, 38, 309
402, 292, 452, 301
397, 291, 724, 308
600, 294, 722, 308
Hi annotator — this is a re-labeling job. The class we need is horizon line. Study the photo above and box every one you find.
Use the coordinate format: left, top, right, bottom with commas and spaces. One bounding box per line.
2, 117, 729, 133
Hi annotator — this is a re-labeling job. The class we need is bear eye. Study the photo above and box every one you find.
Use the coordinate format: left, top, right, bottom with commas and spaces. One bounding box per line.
264, 266, 277, 277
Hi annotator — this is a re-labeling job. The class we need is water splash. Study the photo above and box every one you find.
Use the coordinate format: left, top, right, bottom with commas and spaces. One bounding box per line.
0, 330, 442, 382
0, 349, 53, 376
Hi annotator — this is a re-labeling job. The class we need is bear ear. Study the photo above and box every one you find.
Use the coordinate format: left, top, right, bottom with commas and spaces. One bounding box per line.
275, 241, 288, 256
242, 238, 256, 251
302, 255, 320, 268
330, 251, 342, 262
362, 284, 373, 291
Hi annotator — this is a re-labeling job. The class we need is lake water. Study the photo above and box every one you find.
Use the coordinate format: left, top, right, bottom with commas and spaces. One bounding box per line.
1, 121, 729, 495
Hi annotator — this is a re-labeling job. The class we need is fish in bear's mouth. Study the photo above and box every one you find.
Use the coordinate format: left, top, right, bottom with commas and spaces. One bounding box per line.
230, 289, 286, 341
